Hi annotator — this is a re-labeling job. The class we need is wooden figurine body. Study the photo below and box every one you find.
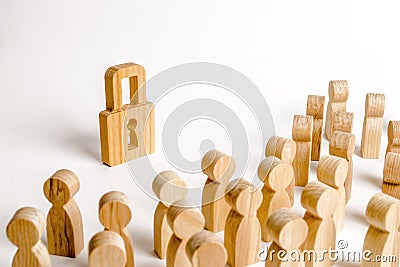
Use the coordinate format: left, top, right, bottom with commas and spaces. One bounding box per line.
361, 193, 400, 267
317, 155, 348, 232
361, 93, 385, 159
329, 131, 356, 203
167, 200, 205, 267
265, 209, 308, 267
332, 111, 354, 134
257, 157, 293, 242
225, 179, 263, 267
300, 181, 338, 267
89, 230, 127, 267
325, 80, 349, 140
7, 207, 51, 267
99, 191, 134, 267
186, 230, 228, 267
382, 152, 400, 200
387, 121, 400, 155
306, 95, 325, 161
265, 136, 296, 206
201, 149, 235, 232
43, 169, 84, 258
292, 115, 313, 186
152, 170, 188, 259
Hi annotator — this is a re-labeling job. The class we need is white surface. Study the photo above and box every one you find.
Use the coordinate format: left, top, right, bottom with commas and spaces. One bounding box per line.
1, 0, 400, 266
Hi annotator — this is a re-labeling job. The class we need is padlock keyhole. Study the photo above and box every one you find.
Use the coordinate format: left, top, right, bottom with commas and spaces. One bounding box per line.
127, 118, 138, 150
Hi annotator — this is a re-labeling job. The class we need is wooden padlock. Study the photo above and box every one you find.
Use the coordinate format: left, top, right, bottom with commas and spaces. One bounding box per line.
99, 62, 155, 166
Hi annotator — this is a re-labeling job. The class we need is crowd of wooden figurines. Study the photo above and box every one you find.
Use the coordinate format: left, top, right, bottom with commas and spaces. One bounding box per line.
6, 63, 400, 267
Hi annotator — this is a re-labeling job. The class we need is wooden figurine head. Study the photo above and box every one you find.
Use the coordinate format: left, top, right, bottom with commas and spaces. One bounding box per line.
365, 93, 385, 117
89, 231, 127, 267
306, 95, 325, 119
317, 155, 348, 188
365, 193, 400, 232
152, 170, 188, 206
383, 152, 400, 184
43, 169, 80, 206
265, 136, 296, 163
329, 131, 356, 160
201, 149, 236, 182
333, 111, 354, 133
328, 80, 349, 102
388, 121, 400, 145
258, 157, 293, 191
225, 179, 262, 216
292, 115, 313, 142
301, 181, 338, 219
99, 191, 132, 232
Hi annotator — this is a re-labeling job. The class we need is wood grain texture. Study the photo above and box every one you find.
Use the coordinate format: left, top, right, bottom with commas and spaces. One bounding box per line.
166, 200, 205, 267
300, 181, 338, 267
306, 95, 325, 161
89, 230, 127, 267
257, 157, 293, 242
292, 115, 313, 186
325, 80, 349, 140
265, 136, 296, 206
387, 121, 400, 155
43, 169, 84, 258
317, 155, 348, 232
99, 62, 155, 166
225, 179, 263, 267
382, 152, 400, 200
361, 193, 400, 267
265, 209, 308, 267
152, 171, 187, 259
329, 131, 356, 203
186, 230, 228, 267
332, 111, 354, 134
99, 191, 134, 267
7, 207, 51, 267
201, 149, 235, 232
361, 93, 385, 159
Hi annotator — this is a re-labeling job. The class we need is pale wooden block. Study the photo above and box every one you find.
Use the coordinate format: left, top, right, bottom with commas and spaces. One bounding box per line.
382, 152, 400, 200
387, 121, 400, 155
89, 231, 127, 267
325, 80, 349, 140
225, 179, 262, 267
43, 169, 84, 258
332, 111, 354, 134
7, 207, 51, 267
306, 95, 325, 161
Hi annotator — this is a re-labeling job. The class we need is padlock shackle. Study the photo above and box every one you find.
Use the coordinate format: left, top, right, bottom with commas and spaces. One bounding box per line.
105, 62, 146, 111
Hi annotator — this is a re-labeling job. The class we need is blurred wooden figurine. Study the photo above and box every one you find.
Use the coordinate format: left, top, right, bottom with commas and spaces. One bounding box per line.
89, 231, 127, 267
265, 209, 308, 267
306, 95, 325, 161
387, 121, 400, 155
43, 169, 84, 258
257, 157, 293, 242
201, 149, 235, 232
7, 207, 51, 267
152, 170, 188, 259
361, 93, 385, 159
186, 230, 228, 267
99, 191, 134, 267
332, 111, 354, 134
382, 152, 400, 200
292, 115, 313, 186
325, 80, 349, 140
225, 179, 263, 267
300, 181, 338, 267
329, 131, 356, 203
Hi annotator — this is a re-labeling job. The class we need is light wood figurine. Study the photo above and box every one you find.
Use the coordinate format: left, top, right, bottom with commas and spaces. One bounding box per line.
152, 170, 188, 259
89, 230, 127, 267
257, 156, 293, 242
7, 207, 51, 267
186, 230, 228, 267
225, 179, 263, 267
99, 191, 134, 267
387, 121, 400, 155
382, 152, 400, 200
306, 95, 325, 161
361, 93, 385, 159
292, 115, 313, 186
332, 111, 354, 134
43, 169, 84, 258
325, 80, 349, 140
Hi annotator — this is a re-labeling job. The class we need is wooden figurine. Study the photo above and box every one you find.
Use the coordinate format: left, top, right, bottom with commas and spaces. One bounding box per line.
306, 95, 325, 161
361, 93, 385, 159
317, 155, 348, 232
257, 157, 293, 242
382, 152, 400, 200
265, 209, 308, 267
186, 230, 228, 267
361, 192, 400, 267
300, 181, 338, 267
7, 207, 51, 267
329, 131, 356, 203
99, 191, 134, 267
292, 115, 313, 186
225, 179, 263, 267
89, 230, 127, 267
99, 62, 155, 167
43, 169, 84, 258
152, 170, 188, 259
167, 199, 205, 267
265, 136, 296, 206
332, 111, 354, 134
387, 121, 400, 155
325, 80, 349, 140
201, 149, 235, 232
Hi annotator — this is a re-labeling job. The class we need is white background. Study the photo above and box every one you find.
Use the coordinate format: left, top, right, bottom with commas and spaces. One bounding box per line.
1, 1, 400, 266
